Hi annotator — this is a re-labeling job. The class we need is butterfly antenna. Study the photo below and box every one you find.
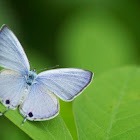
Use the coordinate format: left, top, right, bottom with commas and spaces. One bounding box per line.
36, 65, 60, 72
29, 61, 34, 70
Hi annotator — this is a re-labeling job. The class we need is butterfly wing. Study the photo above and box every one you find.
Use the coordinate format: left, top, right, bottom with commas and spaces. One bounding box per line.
0, 25, 30, 75
0, 69, 27, 109
19, 82, 59, 121
36, 68, 93, 101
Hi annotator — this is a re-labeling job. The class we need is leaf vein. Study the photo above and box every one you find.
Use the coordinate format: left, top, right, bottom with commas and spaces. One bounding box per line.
104, 70, 134, 140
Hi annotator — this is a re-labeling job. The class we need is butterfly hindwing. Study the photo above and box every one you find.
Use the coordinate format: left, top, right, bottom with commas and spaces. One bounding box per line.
19, 82, 59, 121
36, 68, 93, 101
0, 69, 27, 109
0, 25, 30, 75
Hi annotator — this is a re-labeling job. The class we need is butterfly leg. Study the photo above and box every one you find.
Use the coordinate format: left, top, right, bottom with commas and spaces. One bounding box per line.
21, 116, 27, 126
0, 107, 9, 116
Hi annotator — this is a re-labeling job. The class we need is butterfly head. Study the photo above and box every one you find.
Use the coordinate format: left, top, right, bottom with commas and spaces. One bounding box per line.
26, 70, 37, 86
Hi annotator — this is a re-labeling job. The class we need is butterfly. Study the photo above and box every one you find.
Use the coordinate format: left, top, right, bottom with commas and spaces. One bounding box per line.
0, 24, 93, 125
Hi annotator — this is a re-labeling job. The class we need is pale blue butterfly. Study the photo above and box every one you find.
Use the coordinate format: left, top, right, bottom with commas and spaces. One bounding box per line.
0, 24, 93, 124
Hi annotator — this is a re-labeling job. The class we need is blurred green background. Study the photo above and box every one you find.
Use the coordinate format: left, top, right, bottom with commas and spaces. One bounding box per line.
0, 0, 140, 139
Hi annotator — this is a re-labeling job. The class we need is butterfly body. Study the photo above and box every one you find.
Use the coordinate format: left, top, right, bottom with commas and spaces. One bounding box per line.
25, 70, 37, 86
0, 24, 93, 123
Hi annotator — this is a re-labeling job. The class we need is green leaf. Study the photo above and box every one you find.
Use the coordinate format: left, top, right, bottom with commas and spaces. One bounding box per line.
0, 104, 72, 140
0, 116, 31, 140
73, 66, 140, 139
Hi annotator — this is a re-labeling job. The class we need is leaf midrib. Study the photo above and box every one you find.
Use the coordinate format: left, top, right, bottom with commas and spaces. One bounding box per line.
105, 69, 136, 140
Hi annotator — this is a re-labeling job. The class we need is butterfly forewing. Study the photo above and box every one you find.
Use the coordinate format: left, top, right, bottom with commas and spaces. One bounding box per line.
0, 25, 30, 75
36, 68, 93, 101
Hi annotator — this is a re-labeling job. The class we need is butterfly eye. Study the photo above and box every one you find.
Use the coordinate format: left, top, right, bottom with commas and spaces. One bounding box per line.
5, 100, 10, 104
28, 112, 33, 117
29, 75, 32, 79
